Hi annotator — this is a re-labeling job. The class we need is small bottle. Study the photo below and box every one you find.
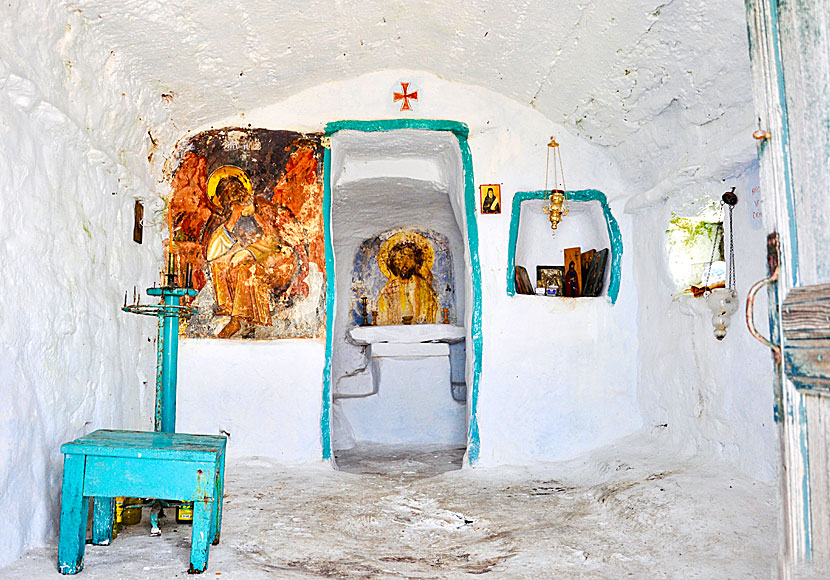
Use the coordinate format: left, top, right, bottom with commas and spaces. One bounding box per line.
113, 497, 125, 538
176, 502, 194, 524
122, 498, 142, 526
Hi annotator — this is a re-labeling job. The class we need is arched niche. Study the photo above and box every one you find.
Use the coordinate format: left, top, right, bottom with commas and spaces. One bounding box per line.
324, 124, 477, 456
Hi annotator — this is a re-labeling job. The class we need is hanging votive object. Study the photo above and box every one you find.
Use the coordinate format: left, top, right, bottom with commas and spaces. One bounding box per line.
543, 136, 569, 231
705, 188, 739, 340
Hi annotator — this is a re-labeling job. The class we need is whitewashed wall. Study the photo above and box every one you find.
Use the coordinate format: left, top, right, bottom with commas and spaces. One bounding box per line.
628, 165, 777, 481
0, 4, 171, 568
0, 0, 776, 570
0, 65, 162, 567
177, 341, 326, 461
176, 71, 643, 466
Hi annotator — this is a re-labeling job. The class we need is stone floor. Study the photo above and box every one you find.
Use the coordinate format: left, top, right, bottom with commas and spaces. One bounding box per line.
1, 439, 777, 579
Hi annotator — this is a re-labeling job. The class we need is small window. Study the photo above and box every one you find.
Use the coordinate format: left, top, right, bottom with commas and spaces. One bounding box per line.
666, 200, 724, 294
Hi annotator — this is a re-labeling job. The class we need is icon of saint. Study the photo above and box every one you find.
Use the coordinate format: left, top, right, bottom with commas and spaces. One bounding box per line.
563, 260, 580, 297
204, 165, 308, 338
376, 231, 439, 325
482, 186, 500, 214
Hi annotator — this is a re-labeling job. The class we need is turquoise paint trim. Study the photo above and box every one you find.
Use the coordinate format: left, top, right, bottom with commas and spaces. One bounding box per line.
320, 146, 334, 461
767, 276, 784, 424
506, 190, 622, 304
798, 394, 813, 558
767, 0, 800, 287
762, 0, 810, 557
506, 191, 536, 297
325, 119, 469, 138
456, 133, 483, 465
321, 119, 483, 465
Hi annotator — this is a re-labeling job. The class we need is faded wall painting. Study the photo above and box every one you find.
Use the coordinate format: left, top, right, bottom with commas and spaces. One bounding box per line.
351, 228, 456, 327
167, 128, 325, 339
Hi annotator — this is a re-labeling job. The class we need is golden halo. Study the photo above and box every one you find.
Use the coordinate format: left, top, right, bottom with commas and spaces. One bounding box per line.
378, 230, 434, 280
206, 165, 252, 209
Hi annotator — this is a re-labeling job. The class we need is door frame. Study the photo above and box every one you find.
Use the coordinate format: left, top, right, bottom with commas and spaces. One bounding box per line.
745, 0, 812, 569
319, 119, 483, 465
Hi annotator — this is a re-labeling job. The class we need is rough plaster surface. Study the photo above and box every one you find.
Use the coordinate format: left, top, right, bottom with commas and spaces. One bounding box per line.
558, 0, 758, 191
631, 166, 777, 481
0, 56, 162, 571
0, 0, 778, 568
63, 0, 756, 191
0, 2, 176, 567
176, 340, 325, 462
337, 354, 467, 446
0, 2, 178, 185
0, 435, 776, 579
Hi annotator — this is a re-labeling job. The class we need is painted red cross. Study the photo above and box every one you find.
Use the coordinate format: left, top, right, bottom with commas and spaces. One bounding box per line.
393, 82, 418, 111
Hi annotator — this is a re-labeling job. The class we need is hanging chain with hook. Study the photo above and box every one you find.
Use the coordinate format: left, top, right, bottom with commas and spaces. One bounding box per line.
703, 187, 738, 290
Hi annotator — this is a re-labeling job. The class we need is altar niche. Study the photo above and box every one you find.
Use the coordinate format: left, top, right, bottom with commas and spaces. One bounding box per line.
327, 127, 471, 459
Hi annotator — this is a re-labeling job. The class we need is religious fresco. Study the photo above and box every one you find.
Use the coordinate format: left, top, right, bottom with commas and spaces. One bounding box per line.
351, 228, 456, 327
166, 128, 325, 339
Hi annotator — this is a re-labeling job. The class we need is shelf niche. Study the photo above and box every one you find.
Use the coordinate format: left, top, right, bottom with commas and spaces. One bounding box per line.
506, 190, 622, 303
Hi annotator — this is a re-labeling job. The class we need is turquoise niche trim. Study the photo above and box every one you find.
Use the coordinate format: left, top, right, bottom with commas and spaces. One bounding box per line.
321, 119, 483, 466
320, 146, 335, 460
506, 189, 622, 304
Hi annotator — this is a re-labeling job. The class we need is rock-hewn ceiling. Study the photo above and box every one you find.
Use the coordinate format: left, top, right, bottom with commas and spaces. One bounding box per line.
4, 0, 757, 191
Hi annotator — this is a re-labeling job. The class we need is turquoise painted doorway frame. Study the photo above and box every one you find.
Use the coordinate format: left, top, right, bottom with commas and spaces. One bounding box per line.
320, 119, 483, 465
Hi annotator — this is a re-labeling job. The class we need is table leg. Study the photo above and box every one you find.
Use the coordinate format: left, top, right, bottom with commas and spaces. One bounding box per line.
212, 451, 225, 545
188, 499, 213, 574
91, 497, 115, 545
57, 454, 88, 575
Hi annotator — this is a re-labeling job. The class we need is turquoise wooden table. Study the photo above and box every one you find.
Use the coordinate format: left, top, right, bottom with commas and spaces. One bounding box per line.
57, 429, 227, 575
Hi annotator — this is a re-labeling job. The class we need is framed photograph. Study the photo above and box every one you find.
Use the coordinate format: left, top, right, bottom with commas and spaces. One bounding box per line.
480, 184, 501, 214
536, 265, 564, 296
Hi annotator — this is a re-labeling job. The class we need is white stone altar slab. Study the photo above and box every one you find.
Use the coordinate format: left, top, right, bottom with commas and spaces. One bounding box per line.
348, 324, 465, 345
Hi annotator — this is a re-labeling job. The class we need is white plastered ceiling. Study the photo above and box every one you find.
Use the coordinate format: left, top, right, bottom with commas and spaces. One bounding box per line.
46, 0, 755, 193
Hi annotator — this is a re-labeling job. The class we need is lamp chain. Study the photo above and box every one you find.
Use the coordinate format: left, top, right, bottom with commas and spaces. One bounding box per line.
727, 203, 736, 290
545, 144, 551, 196
703, 222, 722, 289
702, 199, 736, 290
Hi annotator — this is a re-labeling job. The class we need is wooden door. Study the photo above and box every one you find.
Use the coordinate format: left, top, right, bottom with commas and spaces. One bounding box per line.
746, 0, 830, 574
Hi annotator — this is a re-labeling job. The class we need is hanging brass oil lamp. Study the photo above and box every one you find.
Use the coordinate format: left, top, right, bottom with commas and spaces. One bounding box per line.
704, 188, 740, 340
543, 136, 569, 231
